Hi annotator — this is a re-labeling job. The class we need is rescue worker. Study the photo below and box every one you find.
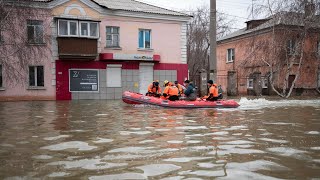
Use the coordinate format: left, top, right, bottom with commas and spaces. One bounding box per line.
181, 80, 197, 101
146, 81, 161, 97
163, 81, 179, 101
174, 81, 184, 96
206, 80, 219, 101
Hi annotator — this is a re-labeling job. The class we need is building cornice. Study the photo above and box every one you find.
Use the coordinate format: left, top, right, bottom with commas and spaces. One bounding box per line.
111, 10, 191, 22
218, 24, 320, 45
217, 27, 276, 45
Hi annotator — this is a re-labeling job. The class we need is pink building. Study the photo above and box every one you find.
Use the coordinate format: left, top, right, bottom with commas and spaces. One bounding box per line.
0, 3, 55, 101
0, 0, 191, 101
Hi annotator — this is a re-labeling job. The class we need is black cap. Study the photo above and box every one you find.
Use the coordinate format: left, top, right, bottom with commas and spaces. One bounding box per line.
207, 80, 213, 84
174, 81, 178, 84
184, 80, 190, 83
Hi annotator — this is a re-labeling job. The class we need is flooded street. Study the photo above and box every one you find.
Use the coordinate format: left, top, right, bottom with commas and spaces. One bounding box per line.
0, 98, 320, 179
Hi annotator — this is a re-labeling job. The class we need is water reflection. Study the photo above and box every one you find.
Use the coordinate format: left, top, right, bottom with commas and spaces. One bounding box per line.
0, 99, 319, 179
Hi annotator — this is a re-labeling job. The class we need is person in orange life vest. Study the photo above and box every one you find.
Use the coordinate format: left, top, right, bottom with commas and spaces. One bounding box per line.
161, 80, 170, 99
206, 80, 219, 101
163, 81, 179, 101
146, 81, 161, 97
174, 81, 184, 96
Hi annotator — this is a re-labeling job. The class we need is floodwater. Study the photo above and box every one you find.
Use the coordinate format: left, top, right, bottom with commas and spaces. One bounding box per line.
0, 98, 320, 180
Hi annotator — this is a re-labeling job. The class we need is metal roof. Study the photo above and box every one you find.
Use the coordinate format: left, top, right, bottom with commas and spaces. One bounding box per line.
92, 0, 190, 17
218, 12, 320, 42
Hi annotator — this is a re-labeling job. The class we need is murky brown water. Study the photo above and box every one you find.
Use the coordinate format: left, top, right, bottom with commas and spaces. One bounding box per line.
0, 98, 320, 179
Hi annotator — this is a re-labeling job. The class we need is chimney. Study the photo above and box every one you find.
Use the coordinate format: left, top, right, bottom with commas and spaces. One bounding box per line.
305, 1, 316, 17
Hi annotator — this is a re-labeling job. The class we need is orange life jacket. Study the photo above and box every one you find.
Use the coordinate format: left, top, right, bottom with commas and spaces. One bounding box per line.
168, 86, 179, 96
148, 83, 161, 94
163, 85, 170, 95
209, 84, 219, 97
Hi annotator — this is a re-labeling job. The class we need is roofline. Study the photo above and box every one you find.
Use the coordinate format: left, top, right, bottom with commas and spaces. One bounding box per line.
112, 9, 192, 22
217, 28, 273, 45
131, 0, 192, 17
217, 24, 320, 45
244, 18, 270, 23
92, 0, 192, 18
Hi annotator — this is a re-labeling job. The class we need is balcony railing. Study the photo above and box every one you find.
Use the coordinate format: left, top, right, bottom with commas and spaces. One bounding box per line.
57, 37, 98, 60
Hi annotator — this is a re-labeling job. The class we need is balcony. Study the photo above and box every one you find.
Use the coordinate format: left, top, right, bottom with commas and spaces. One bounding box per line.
57, 37, 98, 60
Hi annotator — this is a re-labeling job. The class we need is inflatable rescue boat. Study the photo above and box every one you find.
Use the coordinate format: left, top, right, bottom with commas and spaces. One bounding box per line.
122, 91, 239, 108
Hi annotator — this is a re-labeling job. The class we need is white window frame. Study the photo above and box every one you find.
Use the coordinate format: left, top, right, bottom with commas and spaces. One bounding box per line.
138, 29, 152, 49
80, 21, 89, 37
79, 21, 99, 38
227, 48, 235, 63
107, 64, 122, 87
29, 66, 44, 87
58, 19, 78, 37
106, 26, 120, 47
247, 78, 253, 89
68, 20, 78, 37
89, 22, 99, 38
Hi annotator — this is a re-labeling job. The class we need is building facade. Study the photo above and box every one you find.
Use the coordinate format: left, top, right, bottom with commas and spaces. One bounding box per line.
0, 0, 191, 101
217, 11, 320, 96
0, 2, 56, 101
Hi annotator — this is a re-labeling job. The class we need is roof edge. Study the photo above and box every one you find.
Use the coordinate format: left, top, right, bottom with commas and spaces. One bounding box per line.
131, 0, 191, 17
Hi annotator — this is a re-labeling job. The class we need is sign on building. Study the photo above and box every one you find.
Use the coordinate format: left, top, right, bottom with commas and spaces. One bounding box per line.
69, 69, 99, 92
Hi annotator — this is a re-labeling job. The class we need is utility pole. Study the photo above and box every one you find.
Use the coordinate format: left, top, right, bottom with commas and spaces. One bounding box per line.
209, 0, 217, 82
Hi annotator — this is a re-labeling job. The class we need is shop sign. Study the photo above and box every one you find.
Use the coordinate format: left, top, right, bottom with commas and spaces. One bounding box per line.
69, 69, 99, 92
114, 54, 154, 61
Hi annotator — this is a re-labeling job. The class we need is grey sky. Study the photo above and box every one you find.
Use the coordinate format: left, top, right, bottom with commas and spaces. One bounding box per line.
137, 0, 255, 29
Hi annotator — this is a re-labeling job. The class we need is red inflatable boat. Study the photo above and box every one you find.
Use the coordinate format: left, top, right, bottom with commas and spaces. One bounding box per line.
122, 91, 239, 108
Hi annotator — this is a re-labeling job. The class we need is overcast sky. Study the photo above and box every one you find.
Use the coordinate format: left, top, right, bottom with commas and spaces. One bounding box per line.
137, 0, 255, 29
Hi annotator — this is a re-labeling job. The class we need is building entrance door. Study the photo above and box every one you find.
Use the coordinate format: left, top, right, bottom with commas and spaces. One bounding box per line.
288, 75, 295, 89
227, 71, 237, 96
139, 63, 154, 94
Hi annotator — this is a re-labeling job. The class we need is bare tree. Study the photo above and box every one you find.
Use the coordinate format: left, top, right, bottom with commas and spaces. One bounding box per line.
0, 0, 51, 87
186, 6, 233, 85
244, 0, 320, 97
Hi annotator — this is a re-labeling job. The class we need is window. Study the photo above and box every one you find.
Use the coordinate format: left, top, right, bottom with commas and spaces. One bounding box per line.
0, 65, 2, 88
287, 39, 296, 55
80, 21, 99, 38
317, 41, 320, 56
27, 20, 44, 44
0, 30, 3, 43
58, 19, 99, 38
139, 29, 151, 49
29, 66, 44, 87
227, 48, 235, 63
262, 77, 268, 88
247, 78, 253, 89
58, 19, 78, 37
107, 65, 122, 87
106, 26, 120, 47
